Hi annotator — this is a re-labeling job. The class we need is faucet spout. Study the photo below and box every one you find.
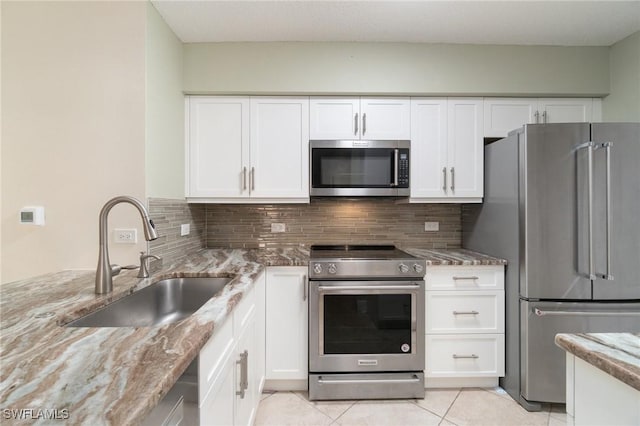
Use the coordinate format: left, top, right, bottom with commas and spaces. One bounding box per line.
95, 196, 158, 294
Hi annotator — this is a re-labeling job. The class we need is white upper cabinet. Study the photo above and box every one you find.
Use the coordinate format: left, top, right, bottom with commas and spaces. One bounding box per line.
410, 98, 483, 203
484, 98, 602, 137
250, 98, 309, 199
310, 97, 410, 140
187, 97, 249, 198
186, 96, 310, 203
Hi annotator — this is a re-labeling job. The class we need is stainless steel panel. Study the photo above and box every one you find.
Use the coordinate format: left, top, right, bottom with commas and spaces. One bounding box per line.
591, 123, 640, 300
310, 140, 410, 149
308, 280, 425, 373
309, 259, 425, 279
463, 132, 520, 402
309, 372, 425, 400
520, 300, 640, 404
522, 123, 592, 300
310, 187, 410, 197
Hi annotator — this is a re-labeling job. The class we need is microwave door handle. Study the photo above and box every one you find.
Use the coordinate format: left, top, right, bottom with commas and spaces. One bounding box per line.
393, 149, 399, 187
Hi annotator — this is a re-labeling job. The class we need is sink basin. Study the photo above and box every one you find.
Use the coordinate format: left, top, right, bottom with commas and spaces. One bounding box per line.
66, 277, 232, 327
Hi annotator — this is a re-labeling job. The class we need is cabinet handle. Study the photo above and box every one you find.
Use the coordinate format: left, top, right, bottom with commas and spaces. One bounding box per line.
542, 110, 548, 123
452, 354, 479, 359
243, 167, 247, 191
363, 113, 367, 135
452, 276, 479, 281
534, 110, 540, 124
354, 113, 359, 135
453, 310, 479, 315
450, 167, 455, 191
236, 350, 248, 398
303, 274, 307, 301
250, 167, 255, 191
442, 167, 447, 192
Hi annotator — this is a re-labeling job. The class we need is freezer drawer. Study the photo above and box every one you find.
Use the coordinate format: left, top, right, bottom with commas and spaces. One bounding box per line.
520, 300, 640, 404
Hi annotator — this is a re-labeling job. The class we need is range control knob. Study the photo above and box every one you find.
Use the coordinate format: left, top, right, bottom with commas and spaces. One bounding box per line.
413, 263, 424, 273
313, 263, 323, 274
328, 263, 337, 274
398, 263, 409, 273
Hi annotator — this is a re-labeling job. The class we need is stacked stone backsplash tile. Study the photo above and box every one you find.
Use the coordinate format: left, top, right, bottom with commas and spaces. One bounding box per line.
205, 199, 461, 249
148, 198, 206, 264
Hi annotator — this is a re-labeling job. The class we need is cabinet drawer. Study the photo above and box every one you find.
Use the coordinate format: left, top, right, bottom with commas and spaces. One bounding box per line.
425, 266, 504, 290
426, 290, 504, 334
199, 316, 234, 403
425, 334, 505, 377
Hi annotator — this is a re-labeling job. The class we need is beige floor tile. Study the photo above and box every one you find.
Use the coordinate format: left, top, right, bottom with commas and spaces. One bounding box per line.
414, 388, 461, 417
445, 388, 549, 426
294, 391, 356, 420
335, 400, 442, 426
439, 419, 458, 426
549, 404, 572, 426
254, 392, 333, 426
481, 386, 514, 401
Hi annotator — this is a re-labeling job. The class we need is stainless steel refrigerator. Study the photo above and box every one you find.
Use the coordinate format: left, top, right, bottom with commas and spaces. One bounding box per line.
463, 123, 640, 411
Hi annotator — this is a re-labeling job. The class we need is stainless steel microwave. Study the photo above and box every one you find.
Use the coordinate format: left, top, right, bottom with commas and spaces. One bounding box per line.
310, 140, 410, 197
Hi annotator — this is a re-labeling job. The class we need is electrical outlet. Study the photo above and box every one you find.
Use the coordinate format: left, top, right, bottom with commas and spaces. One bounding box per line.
114, 228, 137, 243
424, 222, 439, 232
271, 223, 286, 233
180, 224, 191, 236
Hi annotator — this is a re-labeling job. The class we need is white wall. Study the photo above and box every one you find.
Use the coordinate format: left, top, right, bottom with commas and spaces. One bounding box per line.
1, 1, 148, 283
145, 3, 185, 199
183, 42, 610, 96
603, 31, 640, 121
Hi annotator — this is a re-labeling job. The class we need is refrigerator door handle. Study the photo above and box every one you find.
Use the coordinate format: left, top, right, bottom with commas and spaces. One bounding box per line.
576, 141, 596, 280
598, 141, 614, 280
534, 308, 640, 317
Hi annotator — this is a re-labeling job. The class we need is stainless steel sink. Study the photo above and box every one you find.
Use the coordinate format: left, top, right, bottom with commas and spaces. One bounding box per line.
66, 277, 232, 327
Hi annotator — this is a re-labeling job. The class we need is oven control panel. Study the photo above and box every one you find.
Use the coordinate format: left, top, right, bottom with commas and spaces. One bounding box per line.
309, 260, 426, 279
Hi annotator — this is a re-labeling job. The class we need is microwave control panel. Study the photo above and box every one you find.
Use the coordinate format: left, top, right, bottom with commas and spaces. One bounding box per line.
398, 153, 409, 187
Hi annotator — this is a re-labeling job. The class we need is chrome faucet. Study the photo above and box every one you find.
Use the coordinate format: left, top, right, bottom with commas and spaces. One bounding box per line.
138, 252, 161, 279
95, 196, 158, 294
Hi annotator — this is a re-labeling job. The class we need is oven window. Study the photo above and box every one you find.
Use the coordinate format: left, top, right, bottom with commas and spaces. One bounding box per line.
323, 294, 412, 354
311, 148, 393, 188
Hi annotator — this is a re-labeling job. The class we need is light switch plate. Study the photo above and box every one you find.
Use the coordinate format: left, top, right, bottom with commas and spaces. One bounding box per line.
114, 228, 137, 243
180, 224, 191, 236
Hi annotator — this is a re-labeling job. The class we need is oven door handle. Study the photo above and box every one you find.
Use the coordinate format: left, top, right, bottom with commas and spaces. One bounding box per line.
317, 285, 421, 292
317, 375, 422, 385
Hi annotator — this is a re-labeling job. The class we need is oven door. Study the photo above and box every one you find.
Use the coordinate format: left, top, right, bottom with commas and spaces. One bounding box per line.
309, 280, 425, 373
310, 140, 410, 196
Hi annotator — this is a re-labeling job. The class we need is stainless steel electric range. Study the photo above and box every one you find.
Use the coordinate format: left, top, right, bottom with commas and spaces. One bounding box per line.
308, 245, 426, 400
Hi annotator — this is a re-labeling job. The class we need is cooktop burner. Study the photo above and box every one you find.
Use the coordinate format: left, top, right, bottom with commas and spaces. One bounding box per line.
310, 245, 418, 260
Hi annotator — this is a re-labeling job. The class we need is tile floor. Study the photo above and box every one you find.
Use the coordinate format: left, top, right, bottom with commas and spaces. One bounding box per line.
255, 388, 571, 426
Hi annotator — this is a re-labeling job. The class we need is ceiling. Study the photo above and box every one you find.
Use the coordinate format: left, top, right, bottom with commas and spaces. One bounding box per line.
151, 0, 640, 46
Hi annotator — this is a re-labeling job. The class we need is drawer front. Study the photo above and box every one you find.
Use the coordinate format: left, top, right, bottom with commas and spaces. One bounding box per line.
426, 290, 504, 334
425, 334, 505, 377
199, 316, 235, 402
425, 266, 504, 290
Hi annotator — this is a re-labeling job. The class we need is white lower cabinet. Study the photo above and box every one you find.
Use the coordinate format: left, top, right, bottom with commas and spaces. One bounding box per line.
198, 271, 265, 426
424, 265, 505, 388
264, 266, 308, 390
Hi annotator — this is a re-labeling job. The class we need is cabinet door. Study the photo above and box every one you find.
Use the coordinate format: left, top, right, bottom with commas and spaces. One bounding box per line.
360, 98, 411, 140
235, 306, 257, 426
199, 350, 235, 426
447, 98, 484, 199
254, 271, 266, 396
250, 98, 309, 199
265, 267, 308, 381
410, 98, 448, 198
187, 97, 250, 198
483, 98, 537, 137
309, 98, 359, 140
538, 98, 593, 123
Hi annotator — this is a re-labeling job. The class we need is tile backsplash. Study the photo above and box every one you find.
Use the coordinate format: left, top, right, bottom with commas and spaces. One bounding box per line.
205, 198, 461, 249
148, 198, 206, 264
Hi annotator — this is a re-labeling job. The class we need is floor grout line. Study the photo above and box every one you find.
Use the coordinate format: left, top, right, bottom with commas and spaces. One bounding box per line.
438, 388, 462, 425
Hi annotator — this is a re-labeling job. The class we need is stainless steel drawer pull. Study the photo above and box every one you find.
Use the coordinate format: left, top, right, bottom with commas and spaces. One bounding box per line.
236, 350, 249, 398
452, 276, 479, 281
318, 376, 421, 385
453, 310, 479, 315
452, 354, 479, 359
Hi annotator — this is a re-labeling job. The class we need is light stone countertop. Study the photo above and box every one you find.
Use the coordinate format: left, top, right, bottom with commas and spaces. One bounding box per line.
555, 333, 640, 392
0, 248, 308, 426
0, 245, 502, 425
